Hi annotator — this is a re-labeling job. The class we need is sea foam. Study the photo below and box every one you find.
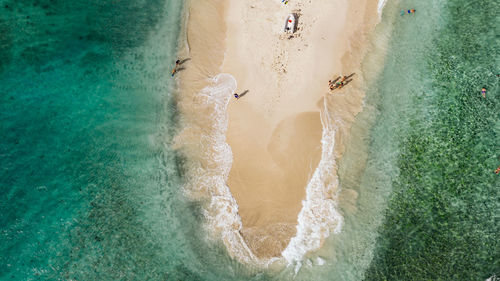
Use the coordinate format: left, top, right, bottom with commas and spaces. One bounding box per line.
281, 98, 343, 271
179, 73, 259, 264
378, 0, 388, 15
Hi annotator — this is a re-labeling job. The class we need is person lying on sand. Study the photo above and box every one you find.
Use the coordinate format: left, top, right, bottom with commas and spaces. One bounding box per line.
329, 76, 341, 90
336, 76, 347, 89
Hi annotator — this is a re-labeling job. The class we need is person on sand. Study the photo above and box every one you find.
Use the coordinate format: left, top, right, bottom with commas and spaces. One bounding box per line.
171, 59, 181, 77
234, 93, 240, 99
335, 76, 347, 89
481, 87, 487, 98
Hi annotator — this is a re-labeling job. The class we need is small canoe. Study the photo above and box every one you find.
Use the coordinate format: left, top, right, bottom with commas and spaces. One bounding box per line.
284, 14, 296, 33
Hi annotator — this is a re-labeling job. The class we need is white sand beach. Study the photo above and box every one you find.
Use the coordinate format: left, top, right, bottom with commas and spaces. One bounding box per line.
176, 0, 379, 263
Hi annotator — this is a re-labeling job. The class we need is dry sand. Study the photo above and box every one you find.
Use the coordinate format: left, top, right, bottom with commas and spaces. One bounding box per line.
176, 0, 379, 261
223, 0, 378, 259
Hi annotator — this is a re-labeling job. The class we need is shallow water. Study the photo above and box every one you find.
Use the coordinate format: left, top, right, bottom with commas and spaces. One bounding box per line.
1, 0, 498, 280
358, 0, 500, 279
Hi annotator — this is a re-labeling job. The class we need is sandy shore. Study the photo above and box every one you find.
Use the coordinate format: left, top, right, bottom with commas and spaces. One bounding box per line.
176, 0, 379, 263
223, 0, 378, 259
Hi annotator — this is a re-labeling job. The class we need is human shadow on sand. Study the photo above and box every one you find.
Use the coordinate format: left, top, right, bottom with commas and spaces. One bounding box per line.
179, 58, 191, 65
238, 90, 249, 98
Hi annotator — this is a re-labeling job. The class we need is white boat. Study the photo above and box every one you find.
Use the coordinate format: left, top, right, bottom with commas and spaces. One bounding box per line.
284, 14, 296, 33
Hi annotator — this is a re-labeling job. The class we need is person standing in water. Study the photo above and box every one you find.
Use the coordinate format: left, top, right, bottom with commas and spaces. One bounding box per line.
171, 59, 180, 77
481, 87, 487, 98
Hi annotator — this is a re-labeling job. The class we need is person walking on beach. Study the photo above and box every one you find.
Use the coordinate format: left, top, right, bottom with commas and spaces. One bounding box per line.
234, 93, 240, 99
171, 59, 181, 77
481, 87, 487, 98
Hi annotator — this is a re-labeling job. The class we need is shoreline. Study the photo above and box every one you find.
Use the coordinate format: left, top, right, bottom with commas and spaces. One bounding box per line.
175, 0, 380, 266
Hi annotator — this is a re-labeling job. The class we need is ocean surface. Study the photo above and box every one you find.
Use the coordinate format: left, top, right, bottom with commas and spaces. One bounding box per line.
1, 0, 498, 280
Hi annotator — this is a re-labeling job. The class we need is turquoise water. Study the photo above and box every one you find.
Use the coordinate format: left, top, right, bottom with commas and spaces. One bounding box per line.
1, 0, 498, 280
0, 0, 194, 279
357, 0, 500, 279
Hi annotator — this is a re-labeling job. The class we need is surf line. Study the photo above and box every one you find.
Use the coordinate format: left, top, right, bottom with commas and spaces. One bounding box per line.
282, 98, 344, 272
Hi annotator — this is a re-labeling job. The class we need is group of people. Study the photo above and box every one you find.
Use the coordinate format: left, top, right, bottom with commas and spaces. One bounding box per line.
328, 75, 348, 91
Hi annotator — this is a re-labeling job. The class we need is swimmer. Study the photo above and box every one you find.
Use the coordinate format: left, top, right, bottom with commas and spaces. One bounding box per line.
495, 165, 500, 174
401, 9, 416, 15
481, 87, 486, 98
